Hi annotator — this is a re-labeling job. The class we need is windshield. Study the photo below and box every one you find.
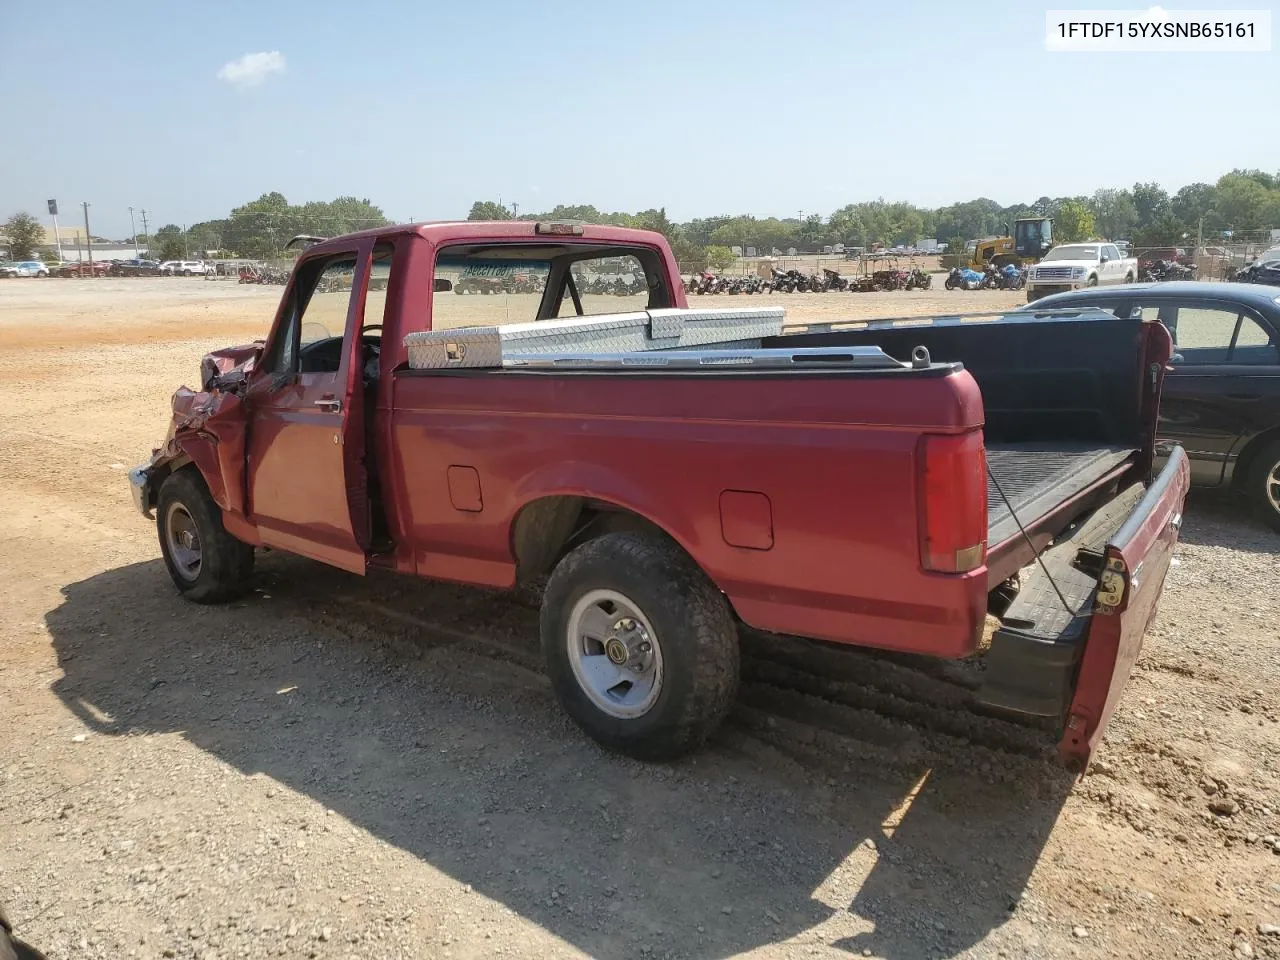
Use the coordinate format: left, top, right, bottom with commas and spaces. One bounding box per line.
1044, 245, 1098, 261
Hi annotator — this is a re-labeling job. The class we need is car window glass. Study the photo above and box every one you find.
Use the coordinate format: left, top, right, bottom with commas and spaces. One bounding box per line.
1159, 305, 1278, 365
431, 257, 551, 331
560, 254, 652, 317
267, 256, 357, 374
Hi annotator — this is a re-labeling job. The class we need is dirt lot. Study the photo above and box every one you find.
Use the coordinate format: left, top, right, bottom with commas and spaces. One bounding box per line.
1, 278, 1277, 960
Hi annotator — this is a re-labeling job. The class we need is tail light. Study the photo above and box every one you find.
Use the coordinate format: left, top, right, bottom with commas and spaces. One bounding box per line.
918, 431, 987, 573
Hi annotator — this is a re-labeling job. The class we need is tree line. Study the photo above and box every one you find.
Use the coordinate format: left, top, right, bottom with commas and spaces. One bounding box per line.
468, 168, 1280, 267
4, 169, 1276, 265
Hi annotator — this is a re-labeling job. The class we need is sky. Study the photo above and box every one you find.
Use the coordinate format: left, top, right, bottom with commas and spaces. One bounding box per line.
1, 0, 1277, 239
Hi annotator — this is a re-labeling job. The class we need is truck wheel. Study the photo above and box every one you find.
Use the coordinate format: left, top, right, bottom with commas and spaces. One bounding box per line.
1245, 438, 1280, 534
1125, 272, 1135, 283
156, 470, 254, 603
1087, 275, 1098, 287
541, 532, 739, 760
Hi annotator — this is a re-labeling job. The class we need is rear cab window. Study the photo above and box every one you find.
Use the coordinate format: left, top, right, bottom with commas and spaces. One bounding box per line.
428, 242, 673, 332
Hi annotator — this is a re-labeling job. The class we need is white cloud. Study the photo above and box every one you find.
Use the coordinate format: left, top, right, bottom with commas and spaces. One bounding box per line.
216, 51, 286, 89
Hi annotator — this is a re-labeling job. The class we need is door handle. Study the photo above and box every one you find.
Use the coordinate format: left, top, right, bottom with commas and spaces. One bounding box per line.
314, 398, 342, 413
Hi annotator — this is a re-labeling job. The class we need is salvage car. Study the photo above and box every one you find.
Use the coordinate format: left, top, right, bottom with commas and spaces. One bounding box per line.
128, 221, 1188, 771
51, 260, 110, 278
1022, 282, 1280, 531
1025, 243, 1138, 302
109, 258, 161, 277
0, 260, 50, 278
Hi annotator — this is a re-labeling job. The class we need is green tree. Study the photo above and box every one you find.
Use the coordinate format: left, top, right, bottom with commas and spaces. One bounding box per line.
705, 245, 736, 272
3, 212, 44, 260
1055, 200, 1096, 242
467, 200, 512, 221
1091, 188, 1138, 240
1130, 182, 1170, 229
149, 225, 186, 261
1133, 213, 1190, 247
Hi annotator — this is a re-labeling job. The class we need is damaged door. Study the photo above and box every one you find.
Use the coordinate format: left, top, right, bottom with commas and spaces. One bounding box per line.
244, 246, 371, 574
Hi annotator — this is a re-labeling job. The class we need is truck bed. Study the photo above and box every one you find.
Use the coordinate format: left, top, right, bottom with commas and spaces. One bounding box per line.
986, 443, 1137, 547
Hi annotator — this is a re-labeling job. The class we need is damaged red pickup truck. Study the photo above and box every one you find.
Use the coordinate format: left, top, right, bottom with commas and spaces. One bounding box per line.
129, 221, 1188, 771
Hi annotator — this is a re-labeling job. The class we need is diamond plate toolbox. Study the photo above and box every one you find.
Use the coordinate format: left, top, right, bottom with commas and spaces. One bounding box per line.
403, 307, 784, 370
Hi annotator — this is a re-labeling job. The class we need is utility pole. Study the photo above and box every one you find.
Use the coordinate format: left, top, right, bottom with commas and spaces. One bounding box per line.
82, 202, 93, 267
139, 209, 150, 255
182, 224, 189, 259
48, 200, 63, 261
129, 207, 139, 256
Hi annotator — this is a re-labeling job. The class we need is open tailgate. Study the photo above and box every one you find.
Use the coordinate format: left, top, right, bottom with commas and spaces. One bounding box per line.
1057, 445, 1189, 771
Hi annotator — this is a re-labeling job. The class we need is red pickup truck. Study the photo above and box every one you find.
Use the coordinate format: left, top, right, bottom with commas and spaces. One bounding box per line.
129, 221, 1188, 771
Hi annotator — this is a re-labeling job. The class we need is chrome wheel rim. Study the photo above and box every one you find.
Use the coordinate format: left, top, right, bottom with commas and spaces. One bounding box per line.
1267, 459, 1280, 514
566, 589, 663, 719
164, 501, 202, 581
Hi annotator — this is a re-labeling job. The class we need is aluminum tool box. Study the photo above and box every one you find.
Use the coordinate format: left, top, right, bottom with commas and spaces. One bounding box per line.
404, 307, 785, 370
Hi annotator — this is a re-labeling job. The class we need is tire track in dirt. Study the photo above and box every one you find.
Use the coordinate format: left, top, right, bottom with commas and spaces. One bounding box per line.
277, 573, 1062, 776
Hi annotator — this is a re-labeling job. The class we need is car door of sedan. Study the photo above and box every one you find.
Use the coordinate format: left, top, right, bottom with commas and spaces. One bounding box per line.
1131, 297, 1280, 485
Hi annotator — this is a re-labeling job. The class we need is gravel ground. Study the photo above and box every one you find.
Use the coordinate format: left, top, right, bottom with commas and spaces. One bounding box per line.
0, 278, 1277, 960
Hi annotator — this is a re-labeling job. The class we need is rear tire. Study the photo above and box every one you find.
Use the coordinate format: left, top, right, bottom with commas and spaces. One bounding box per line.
156, 470, 254, 603
1244, 438, 1280, 534
540, 531, 739, 760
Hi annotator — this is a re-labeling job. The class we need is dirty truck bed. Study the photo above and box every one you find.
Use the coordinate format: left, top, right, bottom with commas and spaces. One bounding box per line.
985, 443, 1137, 546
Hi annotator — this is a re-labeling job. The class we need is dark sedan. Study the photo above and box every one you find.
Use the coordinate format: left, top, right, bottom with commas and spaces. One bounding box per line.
1020, 281, 1280, 531
109, 259, 161, 277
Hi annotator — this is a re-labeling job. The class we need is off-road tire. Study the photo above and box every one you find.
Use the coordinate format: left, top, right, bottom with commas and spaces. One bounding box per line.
541, 532, 739, 760
1244, 438, 1280, 534
156, 469, 254, 603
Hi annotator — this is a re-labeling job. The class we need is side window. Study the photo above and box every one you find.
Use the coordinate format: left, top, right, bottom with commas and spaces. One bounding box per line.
365, 245, 394, 335
562, 254, 654, 317
1163, 305, 1279, 365
1104, 245, 1120, 261
266, 256, 358, 375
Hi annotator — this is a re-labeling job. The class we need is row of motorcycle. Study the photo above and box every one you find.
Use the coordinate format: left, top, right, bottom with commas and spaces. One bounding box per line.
1140, 259, 1196, 283
945, 263, 1028, 291
687, 267, 934, 296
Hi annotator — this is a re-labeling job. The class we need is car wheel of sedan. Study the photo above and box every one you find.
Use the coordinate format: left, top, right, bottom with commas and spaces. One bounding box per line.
1245, 438, 1280, 534
156, 469, 254, 603
541, 531, 739, 760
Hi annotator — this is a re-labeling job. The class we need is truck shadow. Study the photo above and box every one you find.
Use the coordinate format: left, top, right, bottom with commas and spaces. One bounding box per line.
45, 556, 1073, 959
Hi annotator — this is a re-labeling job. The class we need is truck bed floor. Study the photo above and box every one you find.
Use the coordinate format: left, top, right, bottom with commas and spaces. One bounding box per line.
986, 443, 1137, 547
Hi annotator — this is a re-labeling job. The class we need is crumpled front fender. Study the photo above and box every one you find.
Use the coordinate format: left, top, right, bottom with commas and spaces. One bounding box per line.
141, 385, 248, 515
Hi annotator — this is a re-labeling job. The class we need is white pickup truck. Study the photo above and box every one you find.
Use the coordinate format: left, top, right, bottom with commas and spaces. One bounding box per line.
1025, 242, 1138, 302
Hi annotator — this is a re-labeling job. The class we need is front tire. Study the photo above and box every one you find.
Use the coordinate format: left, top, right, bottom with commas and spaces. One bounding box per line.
1087, 275, 1098, 287
156, 470, 254, 603
1244, 438, 1280, 534
540, 532, 739, 760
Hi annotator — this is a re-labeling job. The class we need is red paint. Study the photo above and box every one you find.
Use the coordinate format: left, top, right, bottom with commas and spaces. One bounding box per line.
134, 222, 1187, 767
1058, 446, 1189, 771
718, 490, 774, 551
447, 466, 483, 512
388, 367, 988, 657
